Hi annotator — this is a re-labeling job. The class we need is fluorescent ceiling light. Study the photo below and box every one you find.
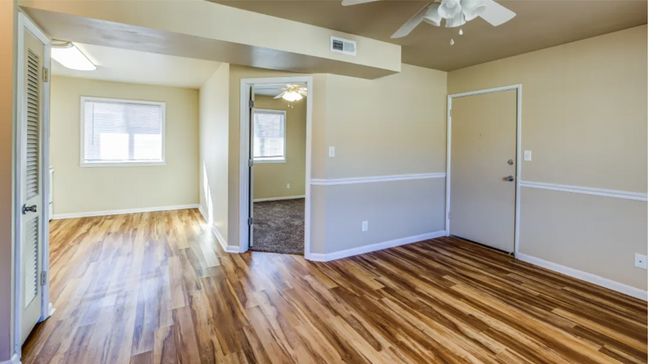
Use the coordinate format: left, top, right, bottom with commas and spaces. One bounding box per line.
51, 42, 96, 71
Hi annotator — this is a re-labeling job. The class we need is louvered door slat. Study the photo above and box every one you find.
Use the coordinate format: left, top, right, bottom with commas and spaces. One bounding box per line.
23, 216, 39, 307
25, 49, 40, 200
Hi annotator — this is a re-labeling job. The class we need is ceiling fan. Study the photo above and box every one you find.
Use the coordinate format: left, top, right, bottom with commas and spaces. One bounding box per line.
342, 0, 516, 39
274, 84, 308, 102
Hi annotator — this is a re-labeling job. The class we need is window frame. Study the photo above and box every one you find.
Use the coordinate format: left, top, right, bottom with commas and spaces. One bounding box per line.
79, 96, 166, 168
252, 108, 287, 164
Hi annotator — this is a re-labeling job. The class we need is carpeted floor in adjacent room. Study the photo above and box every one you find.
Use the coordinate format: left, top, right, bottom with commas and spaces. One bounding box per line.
252, 198, 304, 255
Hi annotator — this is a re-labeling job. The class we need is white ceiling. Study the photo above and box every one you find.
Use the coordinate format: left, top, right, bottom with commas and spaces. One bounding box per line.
51, 43, 222, 89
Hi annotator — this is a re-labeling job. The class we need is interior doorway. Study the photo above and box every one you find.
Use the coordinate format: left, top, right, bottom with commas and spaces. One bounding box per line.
239, 77, 313, 257
446, 85, 522, 255
249, 84, 307, 254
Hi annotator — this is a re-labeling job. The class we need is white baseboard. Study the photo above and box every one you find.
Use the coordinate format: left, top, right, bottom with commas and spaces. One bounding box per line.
307, 230, 446, 262
197, 205, 241, 254
51, 204, 200, 220
517, 253, 648, 301
253, 195, 305, 203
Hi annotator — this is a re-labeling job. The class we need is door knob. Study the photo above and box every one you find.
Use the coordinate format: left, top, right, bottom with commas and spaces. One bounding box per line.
22, 204, 37, 214
504, 176, 514, 182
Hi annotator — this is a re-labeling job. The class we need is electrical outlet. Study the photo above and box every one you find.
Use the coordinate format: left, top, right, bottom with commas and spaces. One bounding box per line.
329, 146, 336, 158
634, 253, 647, 269
286, 183, 290, 189
524, 150, 532, 161
362, 221, 368, 232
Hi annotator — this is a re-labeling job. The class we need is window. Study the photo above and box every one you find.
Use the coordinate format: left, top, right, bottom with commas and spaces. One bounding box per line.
81, 97, 165, 167
253, 109, 286, 163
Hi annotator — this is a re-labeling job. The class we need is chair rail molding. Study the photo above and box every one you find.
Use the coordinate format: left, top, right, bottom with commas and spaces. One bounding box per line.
311, 172, 446, 186
520, 181, 647, 202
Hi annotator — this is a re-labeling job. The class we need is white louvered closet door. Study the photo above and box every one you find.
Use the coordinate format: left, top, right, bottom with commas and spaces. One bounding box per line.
20, 28, 45, 345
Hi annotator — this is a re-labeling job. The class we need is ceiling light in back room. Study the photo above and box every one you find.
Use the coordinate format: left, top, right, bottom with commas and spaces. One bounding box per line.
51, 41, 96, 71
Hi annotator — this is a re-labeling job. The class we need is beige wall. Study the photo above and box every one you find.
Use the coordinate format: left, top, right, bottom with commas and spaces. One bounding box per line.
313, 66, 448, 254
228, 64, 448, 253
50, 76, 199, 214
448, 25, 648, 289
199, 63, 230, 241
253, 95, 306, 200
0, 1, 16, 360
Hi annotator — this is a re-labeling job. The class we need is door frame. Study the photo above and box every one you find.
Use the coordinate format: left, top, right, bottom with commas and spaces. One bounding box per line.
239, 76, 313, 257
13, 11, 52, 358
446, 84, 522, 257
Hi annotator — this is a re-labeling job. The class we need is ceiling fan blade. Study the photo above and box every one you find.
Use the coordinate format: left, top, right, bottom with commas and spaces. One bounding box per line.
342, 0, 383, 6
274, 91, 286, 99
298, 89, 308, 97
391, 3, 432, 39
479, 0, 516, 26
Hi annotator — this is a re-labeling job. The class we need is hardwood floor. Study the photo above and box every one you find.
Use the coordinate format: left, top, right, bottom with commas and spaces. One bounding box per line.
22, 209, 647, 364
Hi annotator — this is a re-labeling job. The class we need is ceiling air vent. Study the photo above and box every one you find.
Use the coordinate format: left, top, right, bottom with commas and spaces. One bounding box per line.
330, 36, 356, 56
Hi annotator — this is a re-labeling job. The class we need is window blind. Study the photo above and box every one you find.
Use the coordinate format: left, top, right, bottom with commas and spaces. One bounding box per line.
253, 110, 286, 161
82, 98, 164, 165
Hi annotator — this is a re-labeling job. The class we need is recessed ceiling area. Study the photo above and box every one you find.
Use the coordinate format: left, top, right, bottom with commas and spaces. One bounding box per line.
51, 43, 222, 88
214, 0, 648, 71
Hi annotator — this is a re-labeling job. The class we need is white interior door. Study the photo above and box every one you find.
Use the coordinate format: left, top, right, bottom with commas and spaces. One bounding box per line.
449, 89, 517, 253
19, 26, 46, 345
248, 87, 255, 247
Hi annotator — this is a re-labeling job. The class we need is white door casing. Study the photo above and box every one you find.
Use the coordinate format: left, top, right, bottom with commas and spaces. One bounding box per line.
449, 88, 518, 253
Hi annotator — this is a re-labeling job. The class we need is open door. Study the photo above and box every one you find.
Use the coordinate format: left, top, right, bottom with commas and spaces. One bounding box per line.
248, 86, 255, 248
17, 14, 50, 345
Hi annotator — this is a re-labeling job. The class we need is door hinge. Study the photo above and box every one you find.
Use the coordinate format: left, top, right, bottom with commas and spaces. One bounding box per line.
248, 159, 254, 167
248, 217, 254, 226
42, 68, 49, 82
40, 271, 47, 286
249, 100, 255, 108
448, 211, 451, 220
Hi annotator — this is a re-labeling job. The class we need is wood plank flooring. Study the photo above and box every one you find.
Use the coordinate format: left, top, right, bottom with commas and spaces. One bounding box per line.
22, 209, 647, 363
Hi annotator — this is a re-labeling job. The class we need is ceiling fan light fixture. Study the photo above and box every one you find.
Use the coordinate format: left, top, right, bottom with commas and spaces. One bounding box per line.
445, 12, 466, 28
282, 91, 303, 102
460, 0, 486, 21
438, 0, 462, 19
423, 3, 442, 26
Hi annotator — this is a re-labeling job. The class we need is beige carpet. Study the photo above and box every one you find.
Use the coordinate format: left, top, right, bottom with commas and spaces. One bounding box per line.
251, 198, 304, 255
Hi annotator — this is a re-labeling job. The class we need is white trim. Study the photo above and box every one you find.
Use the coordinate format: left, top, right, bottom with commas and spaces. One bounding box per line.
307, 230, 446, 262
197, 205, 242, 254
446, 84, 523, 257
311, 173, 445, 186
80, 161, 166, 168
240, 76, 313, 257
518, 253, 648, 301
79, 96, 166, 168
520, 181, 648, 202
51, 204, 199, 220
253, 195, 305, 203
252, 108, 287, 163
253, 159, 286, 164
14, 12, 51, 360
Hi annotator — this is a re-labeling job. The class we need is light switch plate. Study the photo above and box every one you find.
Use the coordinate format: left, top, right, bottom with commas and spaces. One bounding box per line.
634, 253, 647, 270
524, 150, 532, 161
362, 221, 368, 232
286, 183, 290, 189
329, 146, 336, 157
